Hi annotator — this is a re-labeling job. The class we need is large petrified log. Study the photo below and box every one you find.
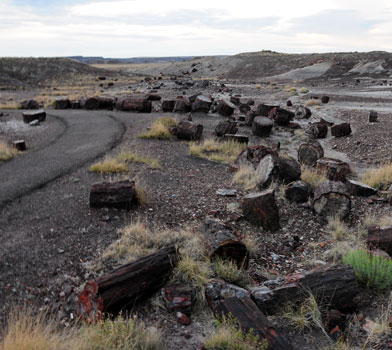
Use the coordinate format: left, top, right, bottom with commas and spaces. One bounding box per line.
256, 154, 301, 187
252, 116, 273, 137
316, 157, 351, 182
176, 120, 203, 140
116, 97, 152, 112
295, 105, 311, 119
233, 145, 279, 171
256, 103, 278, 117
192, 95, 212, 113
331, 123, 351, 137
22, 110, 46, 123
306, 122, 328, 139
54, 99, 71, 110
368, 110, 378, 123
367, 226, 392, 255
215, 120, 238, 137
162, 100, 175, 112
285, 181, 312, 203
313, 181, 351, 219
97, 97, 114, 110
81, 97, 100, 110
216, 100, 236, 117
268, 107, 294, 126
346, 180, 377, 197
297, 141, 324, 167
77, 245, 179, 320
251, 265, 360, 315
89, 180, 136, 209
173, 99, 191, 113
206, 279, 294, 350
242, 189, 280, 232
200, 218, 249, 268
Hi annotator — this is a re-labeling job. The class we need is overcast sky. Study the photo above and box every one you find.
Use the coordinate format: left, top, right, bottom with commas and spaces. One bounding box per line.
1, 0, 392, 57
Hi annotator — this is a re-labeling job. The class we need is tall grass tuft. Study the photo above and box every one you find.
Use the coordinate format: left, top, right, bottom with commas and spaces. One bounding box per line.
139, 117, 177, 140
90, 158, 128, 173
361, 163, 392, 190
190, 139, 245, 163
0, 141, 18, 161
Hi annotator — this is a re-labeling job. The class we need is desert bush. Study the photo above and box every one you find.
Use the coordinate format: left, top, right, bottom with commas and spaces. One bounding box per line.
190, 139, 246, 163
90, 158, 128, 173
204, 317, 268, 350
0, 141, 18, 161
233, 164, 258, 190
300, 166, 327, 188
285, 85, 297, 93
343, 250, 392, 290
305, 99, 321, 107
300, 87, 309, 93
139, 117, 177, 140
361, 163, 392, 190
213, 259, 250, 288
116, 151, 161, 169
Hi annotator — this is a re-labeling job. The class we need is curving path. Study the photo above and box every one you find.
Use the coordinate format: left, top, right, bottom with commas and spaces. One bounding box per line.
0, 110, 124, 208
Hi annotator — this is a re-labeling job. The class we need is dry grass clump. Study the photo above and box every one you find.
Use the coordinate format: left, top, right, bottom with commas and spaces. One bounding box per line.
0, 102, 20, 109
305, 99, 321, 107
233, 164, 258, 190
213, 259, 250, 288
90, 158, 128, 173
139, 117, 177, 140
361, 163, 392, 190
0, 309, 164, 350
300, 87, 309, 93
285, 85, 297, 93
190, 139, 246, 163
0, 141, 18, 161
254, 83, 261, 89
300, 166, 327, 188
326, 216, 349, 241
116, 151, 161, 169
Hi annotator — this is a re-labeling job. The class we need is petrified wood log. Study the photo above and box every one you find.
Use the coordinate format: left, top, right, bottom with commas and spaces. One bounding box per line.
54, 99, 71, 110
215, 120, 238, 137
173, 99, 191, 113
77, 245, 179, 320
162, 100, 175, 112
331, 123, 351, 137
307, 122, 328, 139
200, 218, 249, 267
216, 100, 236, 117
367, 226, 392, 255
256, 104, 278, 117
20, 100, 39, 109
295, 105, 311, 119
230, 96, 240, 106
285, 181, 312, 203
268, 107, 295, 126
256, 154, 301, 187
97, 97, 114, 110
206, 279, 294, 350
242, 189, 280, 232
239, 103, 251, 114
116, 98, 152, 113
245, 110, 257, 126
313, 181, 351, 219
146, 93, 162, 101
251, 265, 360, 315
252, 117, 273, 137
368, 110, 378, 123
23, 110, 46, 123
346, 180, 377, 197
297, 141, 324, 167
13, 140, 26, 151
81, 97, 100, 110
223, 134, 249, 144
192, 95, 212, 113
321, 96, 330, 104
316, 157, 351, 182
89, 180, 136, 209
176, 120, 203, 141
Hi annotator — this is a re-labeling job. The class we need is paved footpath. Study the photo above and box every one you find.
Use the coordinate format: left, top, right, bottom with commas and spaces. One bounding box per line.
0, 110, 124, 207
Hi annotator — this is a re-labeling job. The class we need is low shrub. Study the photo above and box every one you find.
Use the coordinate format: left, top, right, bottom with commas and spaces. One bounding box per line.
190, 139, 245, 163
89, 158, 128, 173
139, 117, 177, 140
305, 99, 321, 107
300, 166, 327, 188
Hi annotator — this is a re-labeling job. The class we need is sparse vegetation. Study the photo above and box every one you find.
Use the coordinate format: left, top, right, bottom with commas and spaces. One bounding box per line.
343, 250, 392, 290
361, 163, 392, 190
213, 259, 250, 287
90, 158, 128, 173
190, 139, 245, 163
285, 85, 297, 93
116, 151, 161, 169
305, 99, 321, 107
233, 164, 258, 190
139, 117, 177, 140
300, 166, 327, 188
300, 87, 309, 93
0, 141, 18, 161
204, 317, 268, 350
0, 102, 20, 109
327, 216, 349, 241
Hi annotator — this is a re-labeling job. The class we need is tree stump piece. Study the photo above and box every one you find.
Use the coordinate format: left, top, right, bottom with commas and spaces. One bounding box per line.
297, 141, 324, 167
285, 181, 312, 203
162, 100, 176, 112
368, 110, 378, 123
89, 180, 136, 209
367, 226, 392, 255
13, 140, 26, 151
252, 117, 273, 137
22, 110, 46, 123
295, 105, 312, 119
176, 120, 203, 140
316, 157, 351, 182
216, 100, 235, 117
331, 123, 351, 137
116, 98, 152, 113
215, 120, 238, 137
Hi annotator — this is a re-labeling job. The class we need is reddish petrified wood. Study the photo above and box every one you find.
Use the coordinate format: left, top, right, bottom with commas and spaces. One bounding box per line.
367, 226, 392, 255
216, 100, 236, 117
176, 120, 203, 140
331, 123, 351, 137
313, 181, 351, 219
89, 180, 136, 209
307, 122, 328, 138
232, 145, 279, 171
316, 157, 351, 182
255, 104, 278, 117
295, 105, 311, 119
200, 218, 249, 268
297, 141, 324, 167
116, 98, 152, 113
77, 245, 179, 321
268, 107, 295, 126
242, 189, 280, 232
206, 279, 294, 350
192, 95, 212, 113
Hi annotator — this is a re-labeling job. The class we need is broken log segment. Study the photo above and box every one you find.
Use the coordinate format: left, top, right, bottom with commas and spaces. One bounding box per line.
162, 100, 175, 112
346, 180, 377, 197
216, 100, 236, 117
295, 105, 311, 119
268, 107, 294, 126
77, 245, 179, 320
22, 110, 46, 124
206, 279, 294, 350
252, 116, 273, 137
116, 97, 152, 113
251, 265, 360, 315
215, 120, 238, 137
313, 181, 351, 219
13, 140, 26, 151
367, 226, 392, 255
316, 157, 351, 182
89, 180, 136, 209
331, 123, 351, 137
176, 120, 203, 141
307, 122, 328, 139
285, 181, 312, 203
173, 99, 191, 113
200, 218, 249, 268
297, 141, 324, 167
81, 97, 100, 110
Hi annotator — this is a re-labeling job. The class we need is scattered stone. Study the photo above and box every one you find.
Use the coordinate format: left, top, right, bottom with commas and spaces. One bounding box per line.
331, 123, 351, 137
368, 110, 378, 123
321, 96, 330, 103
215, 120, 238, 137
13, 140, 26, 151
295, 105, 312, 119
316, 157, 351, 182
23, 110, 46, 124
252, 116, 273, 137
216, 189, 237, 197
176, 120, 203, 140
229, 96, 240, 106
216, 100, 236, 117
255, 104, 277, 117
176, 312, 191, 325
297, 141, 324, 166
346, 180, 377, 197
285, 181, 312, 203
146, 93, 162, 101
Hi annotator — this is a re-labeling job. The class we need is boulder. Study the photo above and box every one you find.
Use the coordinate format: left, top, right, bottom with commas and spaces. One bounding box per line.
268, 107, 294, 126
346, 180, 377, 197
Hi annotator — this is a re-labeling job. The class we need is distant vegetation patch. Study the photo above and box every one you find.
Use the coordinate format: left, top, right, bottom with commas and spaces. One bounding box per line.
190, 139, 246, 163
139, 117, 177, 140
0, 141, 18, 161
300, 166, 327, 189
90, 157, 128, 173
305, 99, 321, 107
361, 163, 392, 190
116, 151, 161, 169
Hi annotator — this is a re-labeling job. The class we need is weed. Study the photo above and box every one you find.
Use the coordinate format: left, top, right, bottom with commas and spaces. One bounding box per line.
134, 182, 148, 206
190, 139, 245, 164
233, 164, 258, 190
327, 216, 349, 241
363, 214, 392, 228
0, 102, 20, 109
300, 87, 309, 93
343, 250, 392, 290
139, 117, 177, 140
90, 158, 128, 174
0, 141, 18, 161
255, 83, 261, 89
285, 85, 297, 93
213, 259, 250, 288
305, 99, 321, 107
301, 166, 327, 188
204, 317, 268, 350
293, 129, 307, 141
116, 151, 161, 169
361, 163, 392, 190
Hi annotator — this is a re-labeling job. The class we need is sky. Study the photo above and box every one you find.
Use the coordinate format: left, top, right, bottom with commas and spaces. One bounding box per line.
1, 0, 392, 57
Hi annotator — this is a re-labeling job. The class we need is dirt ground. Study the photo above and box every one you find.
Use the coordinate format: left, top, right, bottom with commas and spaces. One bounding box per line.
1, 73, 392, 349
